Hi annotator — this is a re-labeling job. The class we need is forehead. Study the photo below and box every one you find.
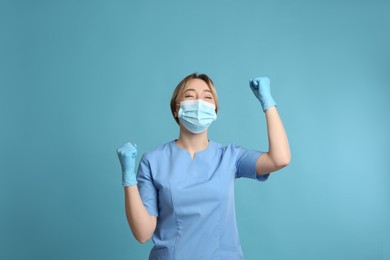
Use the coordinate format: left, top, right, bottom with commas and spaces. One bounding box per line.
184, 78, 211, 91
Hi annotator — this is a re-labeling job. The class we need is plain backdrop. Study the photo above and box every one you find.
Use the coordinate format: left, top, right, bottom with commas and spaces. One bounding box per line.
1, 0, 389, 259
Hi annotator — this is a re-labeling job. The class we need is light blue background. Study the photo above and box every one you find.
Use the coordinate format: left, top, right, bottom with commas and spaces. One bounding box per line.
1, 0, 389, 259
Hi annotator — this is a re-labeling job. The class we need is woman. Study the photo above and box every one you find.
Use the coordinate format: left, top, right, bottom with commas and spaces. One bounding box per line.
117, 73, 290, 259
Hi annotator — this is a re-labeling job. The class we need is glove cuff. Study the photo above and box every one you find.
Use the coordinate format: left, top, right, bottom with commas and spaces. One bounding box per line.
122, 171, 138, 187
260, 96, 277, 112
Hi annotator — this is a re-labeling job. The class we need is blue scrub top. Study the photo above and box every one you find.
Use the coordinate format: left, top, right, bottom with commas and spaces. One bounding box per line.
137, 140, 269, 260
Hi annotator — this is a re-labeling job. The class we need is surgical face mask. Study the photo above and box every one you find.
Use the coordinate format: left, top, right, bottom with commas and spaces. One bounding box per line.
178, 99, 217, 134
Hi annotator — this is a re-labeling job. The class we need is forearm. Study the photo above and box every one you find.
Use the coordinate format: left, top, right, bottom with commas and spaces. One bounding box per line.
124, 186, 156, 243
265, 106, 290, 166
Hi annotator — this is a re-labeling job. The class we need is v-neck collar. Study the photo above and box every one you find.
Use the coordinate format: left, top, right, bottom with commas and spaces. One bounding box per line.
172, 139, 213, 160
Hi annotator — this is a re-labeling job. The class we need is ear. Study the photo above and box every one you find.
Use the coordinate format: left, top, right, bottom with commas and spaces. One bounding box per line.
174, 104, 179, 117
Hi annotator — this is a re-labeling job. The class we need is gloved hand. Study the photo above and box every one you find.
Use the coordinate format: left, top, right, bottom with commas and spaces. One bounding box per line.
249, 77, 277, 112
116, 143, 138, 187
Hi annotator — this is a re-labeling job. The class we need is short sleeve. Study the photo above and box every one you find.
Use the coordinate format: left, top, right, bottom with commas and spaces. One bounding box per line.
234, 145, 270, 182
136, 153, 158, 216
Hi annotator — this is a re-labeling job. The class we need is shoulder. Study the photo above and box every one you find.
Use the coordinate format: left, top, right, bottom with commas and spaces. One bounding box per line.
213, 141, 265, 162
209, 141, 245, 157
212, 141, 243, 152
141, 140, 175, 161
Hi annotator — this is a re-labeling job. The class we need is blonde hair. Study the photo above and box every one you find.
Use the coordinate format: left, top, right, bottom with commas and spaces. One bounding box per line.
170, 73, 219, 125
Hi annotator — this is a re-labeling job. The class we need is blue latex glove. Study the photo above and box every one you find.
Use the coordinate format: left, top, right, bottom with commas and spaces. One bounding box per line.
116, 143, 138, 187
249, 77, 277, 112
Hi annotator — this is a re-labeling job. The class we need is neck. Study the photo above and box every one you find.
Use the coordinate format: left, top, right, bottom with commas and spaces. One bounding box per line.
176, 126, 209, 156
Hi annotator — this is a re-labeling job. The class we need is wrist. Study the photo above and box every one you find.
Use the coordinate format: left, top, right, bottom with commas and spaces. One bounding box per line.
260, 96, 277, 112
122, 171, 138, 186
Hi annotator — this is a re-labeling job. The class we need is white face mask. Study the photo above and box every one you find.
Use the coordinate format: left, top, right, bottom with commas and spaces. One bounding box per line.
178, 99, 217, 134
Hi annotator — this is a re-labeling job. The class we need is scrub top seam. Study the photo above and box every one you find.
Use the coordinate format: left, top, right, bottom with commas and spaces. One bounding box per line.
169, 171, 180, 259
232, 143, 239, 179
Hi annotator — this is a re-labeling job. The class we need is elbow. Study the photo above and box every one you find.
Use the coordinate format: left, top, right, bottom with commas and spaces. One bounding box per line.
283, 155, 291, 167
278, 159, 290, 169
131, 226, 153, 244
135, 234, 152, 244
137, 238, 149, 244
128, 216, 156, 244
274, 154, 291, 169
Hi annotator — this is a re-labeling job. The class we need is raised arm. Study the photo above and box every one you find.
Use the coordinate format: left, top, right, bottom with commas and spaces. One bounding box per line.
256, 106, 290, 175
117, 143, 156, 243
249, 77, 291, 175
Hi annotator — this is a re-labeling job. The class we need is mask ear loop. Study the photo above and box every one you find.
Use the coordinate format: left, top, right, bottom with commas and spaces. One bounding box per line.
174, 102, 181, 118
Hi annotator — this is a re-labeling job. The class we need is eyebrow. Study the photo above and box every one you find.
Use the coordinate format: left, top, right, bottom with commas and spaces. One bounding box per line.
184, 88, 212, 93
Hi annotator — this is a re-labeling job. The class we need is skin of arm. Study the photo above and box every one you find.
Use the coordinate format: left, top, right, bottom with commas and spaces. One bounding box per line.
124, 186, 157, 243
256, 106, 291, 175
